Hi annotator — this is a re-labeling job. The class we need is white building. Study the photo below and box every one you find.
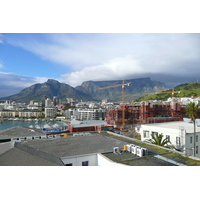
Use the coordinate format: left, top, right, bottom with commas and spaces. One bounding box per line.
45, 98, 52, 107
77, 108, 105, 120
45, 107, 57, 118
66, 108, 106, 120
140, 121, 200, 157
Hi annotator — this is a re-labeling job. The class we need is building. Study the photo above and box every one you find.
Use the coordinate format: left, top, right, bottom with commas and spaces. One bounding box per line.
105, 101, 184, 126
0, 126, 46, 143
45, 98, 52, 107
139, 121, 200, 157
66, 108, 106, 121
19, 109, 43, 118
0, 133, 127, 166
77, 108, 106, 120
45, 107, 57, 118
0, 109, 19, 118
68, 119, 113, 133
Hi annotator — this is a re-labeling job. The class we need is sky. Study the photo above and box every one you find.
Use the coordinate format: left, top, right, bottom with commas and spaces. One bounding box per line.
1, 1, 200, 98
1, 33, 200, 98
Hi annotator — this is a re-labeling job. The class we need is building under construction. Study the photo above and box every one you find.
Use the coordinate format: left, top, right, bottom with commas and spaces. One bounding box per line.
105, 101, 185, 126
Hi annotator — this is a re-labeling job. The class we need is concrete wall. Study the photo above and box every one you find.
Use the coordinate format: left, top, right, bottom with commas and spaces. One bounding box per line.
61, 153, 127, 166
0, 142, 14, 155
97, 154, 127, 166
61, 154, 98, 166
140, 124, 200, 157
185, 133, 200, 157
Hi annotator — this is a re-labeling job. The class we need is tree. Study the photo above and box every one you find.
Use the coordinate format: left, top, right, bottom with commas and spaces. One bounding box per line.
185, 102, 200, 156
145, 132, 173, 148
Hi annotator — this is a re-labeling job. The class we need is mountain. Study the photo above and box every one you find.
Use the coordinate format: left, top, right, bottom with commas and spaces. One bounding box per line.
0, 79, 92, 103
75, 77, 167, 102
137, 82, 200, 101
0, 78, 167, 103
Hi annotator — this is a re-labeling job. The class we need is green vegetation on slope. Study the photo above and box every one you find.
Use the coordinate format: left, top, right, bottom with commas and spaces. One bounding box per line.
136, 82, 200, 101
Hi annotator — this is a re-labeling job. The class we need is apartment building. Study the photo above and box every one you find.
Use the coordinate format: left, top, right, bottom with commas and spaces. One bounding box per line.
140, 121, 200, 157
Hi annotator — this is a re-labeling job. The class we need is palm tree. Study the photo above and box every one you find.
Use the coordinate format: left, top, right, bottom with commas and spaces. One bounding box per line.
185, 102, 200, 156
145, 132, 173, 148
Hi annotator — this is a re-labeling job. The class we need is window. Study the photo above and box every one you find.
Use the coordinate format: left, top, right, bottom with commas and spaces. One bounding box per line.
190, 136, 193, 144
65, 163, 73, 166
82, 161, 89, 166
176, 137, 180, 145
143, 131, 149, 138
196, 146, 198, 154
196, 135, 198, 143
166, 135, 170, 141
152, 132, 158, 137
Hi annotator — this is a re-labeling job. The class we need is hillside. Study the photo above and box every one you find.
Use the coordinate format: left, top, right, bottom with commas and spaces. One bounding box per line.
0, 77, 167, 103
137, 82, 200, 101
75, 77, 167, 102
0, 79, 92, 102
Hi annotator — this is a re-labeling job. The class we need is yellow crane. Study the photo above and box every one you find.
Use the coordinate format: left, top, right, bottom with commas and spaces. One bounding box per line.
99, 80, 132, 127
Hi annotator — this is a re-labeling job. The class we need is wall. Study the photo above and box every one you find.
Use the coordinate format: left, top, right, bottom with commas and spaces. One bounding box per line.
185, 133, 200, 157
140, 124, 200, 157
61, 153, 98, 166
61, 153, 127, 166
0, 142, 14, 155
97, 154, 127, 166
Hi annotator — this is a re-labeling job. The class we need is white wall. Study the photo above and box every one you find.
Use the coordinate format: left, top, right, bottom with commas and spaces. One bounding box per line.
185, 133, 200, 157
97, 154, 127, 166
140, 125, 179, 146
61, 154, 98, 166
61, 153, 127, 166
0, 142, 14, 155
140, 123, 200, 157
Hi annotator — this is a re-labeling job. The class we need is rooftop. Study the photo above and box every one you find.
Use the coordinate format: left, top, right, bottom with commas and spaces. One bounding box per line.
0, 145, 59, 166
70, 119, 107, 128
19, 134, 127, 158
0, 126, 45, 140
141, 121, 200, 133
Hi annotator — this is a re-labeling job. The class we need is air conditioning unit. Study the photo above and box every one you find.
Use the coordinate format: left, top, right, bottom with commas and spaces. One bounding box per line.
136, 147, 148, 157
126, 144, 134, 153
136, 146, 143, 157
130, 145, 137, 155
113, 147, 121, 155
141, 148, 148, 156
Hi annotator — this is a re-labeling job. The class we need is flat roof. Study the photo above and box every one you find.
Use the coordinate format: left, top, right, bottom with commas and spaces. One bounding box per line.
0, 126, 45, 139
0, 147, 59, 166
70, 120, 107, 128
19, 134, 128, 158
141, 121, 200, 133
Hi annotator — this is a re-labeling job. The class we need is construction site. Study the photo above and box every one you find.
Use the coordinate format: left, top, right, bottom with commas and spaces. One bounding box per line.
105, 101, 185, 127
99, 80, 200, 128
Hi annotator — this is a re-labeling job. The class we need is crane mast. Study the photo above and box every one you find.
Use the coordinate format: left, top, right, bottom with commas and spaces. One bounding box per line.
99, 80, 132, 128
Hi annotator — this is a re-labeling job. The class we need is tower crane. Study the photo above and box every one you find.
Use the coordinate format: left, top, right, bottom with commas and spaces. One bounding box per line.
99, 80, 132, 127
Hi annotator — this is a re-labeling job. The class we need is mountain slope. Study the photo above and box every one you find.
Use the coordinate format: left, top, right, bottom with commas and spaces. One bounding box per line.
0, 77, 167, 102
75, 77, 167, 102
1, 79, 91, 102
137, 82, 200, 101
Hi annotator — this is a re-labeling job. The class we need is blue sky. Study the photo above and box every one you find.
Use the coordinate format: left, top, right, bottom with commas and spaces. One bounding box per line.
1, 33, 200, 98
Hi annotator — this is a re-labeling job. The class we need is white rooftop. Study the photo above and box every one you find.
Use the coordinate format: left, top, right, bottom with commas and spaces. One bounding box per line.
142, 121, 200, 133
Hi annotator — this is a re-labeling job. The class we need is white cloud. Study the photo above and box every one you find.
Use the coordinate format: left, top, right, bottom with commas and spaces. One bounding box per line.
0, 62, 3, 68
0, 72, 50, 97
61, 55, 142, 85
3, 33, 200, 87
